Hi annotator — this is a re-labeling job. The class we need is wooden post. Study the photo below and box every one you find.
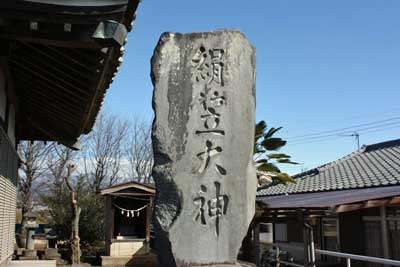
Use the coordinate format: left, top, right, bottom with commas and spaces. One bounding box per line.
253, 222, 261, 267
146, 198, 152, 242
305, 223, 316, 267
145, 197, 153, 253
109, 197, 115, 253
104, 195, 113, 256
380, 206, 389, 264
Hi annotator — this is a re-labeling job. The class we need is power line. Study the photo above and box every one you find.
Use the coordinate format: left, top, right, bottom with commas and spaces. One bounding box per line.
287, 136, 346, 146
357, 125, 400, 135
287, 124, 400, 146
286, 116, 400, 140
286, 121, 400, 143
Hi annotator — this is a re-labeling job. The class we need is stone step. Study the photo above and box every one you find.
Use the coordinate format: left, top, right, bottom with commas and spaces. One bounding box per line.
9, 260, 56, 267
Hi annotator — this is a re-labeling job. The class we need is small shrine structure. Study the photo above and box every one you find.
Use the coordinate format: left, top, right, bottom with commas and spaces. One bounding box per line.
100, 181, 157, 267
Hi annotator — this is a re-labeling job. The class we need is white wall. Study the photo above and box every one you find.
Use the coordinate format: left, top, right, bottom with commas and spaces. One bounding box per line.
0, 176, 17, 264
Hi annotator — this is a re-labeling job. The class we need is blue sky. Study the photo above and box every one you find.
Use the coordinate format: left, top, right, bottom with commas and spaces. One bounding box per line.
104, 0, 400, 174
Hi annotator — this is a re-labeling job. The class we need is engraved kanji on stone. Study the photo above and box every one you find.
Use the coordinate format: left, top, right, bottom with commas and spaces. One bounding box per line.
192, 182, 229, 236
199, 86, 226, 110
152, 30, 257, 266
194, 140, 227, 175
192, 46, 225, 85
209, 49, 224, 85
196, 86, 226, 135
193, 185, 207, 225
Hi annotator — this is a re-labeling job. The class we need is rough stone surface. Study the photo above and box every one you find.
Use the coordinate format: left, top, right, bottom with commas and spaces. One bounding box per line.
151, 30, 257, 267
101, 253, 157, 267
22, 249, 37, 257
45, 248, 61, 258
18, 256, 39, 261
192, 263, 255, 267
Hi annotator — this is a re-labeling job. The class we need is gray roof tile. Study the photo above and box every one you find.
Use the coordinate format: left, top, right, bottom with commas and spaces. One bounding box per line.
257, 139, 400, 197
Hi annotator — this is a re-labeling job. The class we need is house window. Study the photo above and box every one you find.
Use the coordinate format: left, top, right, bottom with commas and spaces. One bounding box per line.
260, 223, 273, 243
321, 218, 340, 263
322, 218, 339, 250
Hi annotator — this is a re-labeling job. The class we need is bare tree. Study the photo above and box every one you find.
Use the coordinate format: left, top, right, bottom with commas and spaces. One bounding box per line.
18, 141, 52, 220
81, 111, 129, 192
45, 145, 81, 265
45, 145, 80, 265
125, 117, 153, 183
46, 144, 74, 193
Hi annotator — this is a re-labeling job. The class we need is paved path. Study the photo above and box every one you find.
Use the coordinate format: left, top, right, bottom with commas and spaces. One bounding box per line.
9, 260, 56, 267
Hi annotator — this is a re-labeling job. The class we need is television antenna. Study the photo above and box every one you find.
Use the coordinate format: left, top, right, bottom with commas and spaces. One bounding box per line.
338, 131, 360, 149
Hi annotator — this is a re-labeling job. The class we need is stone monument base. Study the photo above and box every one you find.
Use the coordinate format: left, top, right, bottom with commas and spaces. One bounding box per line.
101, 252, 157, 267
18, 256, 39, 260
23, 249, 37, 257
239, 262, 256, 267
192, 261, 255, 267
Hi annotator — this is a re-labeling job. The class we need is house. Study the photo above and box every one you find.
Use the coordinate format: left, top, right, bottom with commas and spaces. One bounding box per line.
100, 181, 157, 267
256, 139, 400, 267
0, 1, 140, 266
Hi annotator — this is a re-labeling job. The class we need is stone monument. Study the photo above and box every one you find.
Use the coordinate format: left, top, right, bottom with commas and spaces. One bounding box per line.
151, 30, 257, 267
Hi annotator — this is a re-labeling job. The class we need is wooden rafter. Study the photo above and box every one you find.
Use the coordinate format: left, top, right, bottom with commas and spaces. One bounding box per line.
333, 196, 400, 213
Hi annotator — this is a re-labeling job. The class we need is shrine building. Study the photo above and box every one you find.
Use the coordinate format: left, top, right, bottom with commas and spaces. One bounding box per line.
101, 181, 157, 267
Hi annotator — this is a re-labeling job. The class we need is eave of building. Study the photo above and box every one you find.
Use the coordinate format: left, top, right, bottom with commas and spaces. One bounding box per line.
101, 181, 156, 196
256, 185, 400, 219
0, 0, 140, 148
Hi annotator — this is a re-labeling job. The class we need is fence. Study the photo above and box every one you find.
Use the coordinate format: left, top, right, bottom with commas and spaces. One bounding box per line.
271, 242, 400, 267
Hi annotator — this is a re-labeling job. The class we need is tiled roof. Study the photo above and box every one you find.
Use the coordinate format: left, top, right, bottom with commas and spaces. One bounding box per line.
257, 139, 400, 197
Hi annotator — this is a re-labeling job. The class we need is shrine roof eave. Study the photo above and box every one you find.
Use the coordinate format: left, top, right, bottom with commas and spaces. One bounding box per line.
100, 181, 156, 196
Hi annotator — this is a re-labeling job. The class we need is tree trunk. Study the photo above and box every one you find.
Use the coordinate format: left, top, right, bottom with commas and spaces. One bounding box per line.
64, 164, 80, 267
70, 191, 81, 267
